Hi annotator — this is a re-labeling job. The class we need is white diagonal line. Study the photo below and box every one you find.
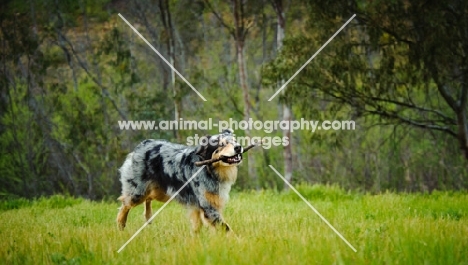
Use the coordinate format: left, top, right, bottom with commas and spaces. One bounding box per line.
117, 165, 206, 253
118, 13, 207, 102
268, 14, 356, 101
268, 165, 357, 252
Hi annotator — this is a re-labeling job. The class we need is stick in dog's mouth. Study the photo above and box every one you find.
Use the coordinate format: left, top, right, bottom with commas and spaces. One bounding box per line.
195, 141, 261, 167
222, 154, 242, 164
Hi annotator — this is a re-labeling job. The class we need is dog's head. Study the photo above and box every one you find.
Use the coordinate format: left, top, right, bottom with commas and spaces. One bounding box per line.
196, 129, 243, 167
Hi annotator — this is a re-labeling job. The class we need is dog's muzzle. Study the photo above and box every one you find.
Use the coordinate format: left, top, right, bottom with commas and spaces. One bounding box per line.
195, 141, 261, 167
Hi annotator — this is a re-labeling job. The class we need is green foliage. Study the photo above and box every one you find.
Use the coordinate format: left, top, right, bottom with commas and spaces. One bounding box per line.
262, 0, 468, 192
1, 0, 467, 199
0, 195, 82, 212
0, 198, 31, 212
281, 183, 354, 202
34, 195, 84, 209
0, 84, 49, 197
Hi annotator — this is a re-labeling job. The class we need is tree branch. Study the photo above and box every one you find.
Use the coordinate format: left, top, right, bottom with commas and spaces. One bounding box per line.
366, 109, 457, 137
204, 0, 235, 37
57, 31, 128, 120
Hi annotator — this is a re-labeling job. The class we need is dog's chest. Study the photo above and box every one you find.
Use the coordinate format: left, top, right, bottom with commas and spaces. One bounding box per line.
218, 181, 233, 203
216, 166, 238, 182
203, 166, 237, 207
216, 167, 237, 201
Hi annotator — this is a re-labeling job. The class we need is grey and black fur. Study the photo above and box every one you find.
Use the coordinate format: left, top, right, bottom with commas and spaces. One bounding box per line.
116, 129, 243, 232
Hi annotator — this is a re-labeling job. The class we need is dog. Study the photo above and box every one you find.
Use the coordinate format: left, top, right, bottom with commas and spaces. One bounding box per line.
116, 129, 243, 232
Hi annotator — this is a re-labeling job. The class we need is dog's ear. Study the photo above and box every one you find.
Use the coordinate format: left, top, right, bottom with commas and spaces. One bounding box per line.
195, 135, 207, 156
196, 135, 221, 160
221, 129, 234, 136
195, 145, 207, 160
219, 129, 235, 145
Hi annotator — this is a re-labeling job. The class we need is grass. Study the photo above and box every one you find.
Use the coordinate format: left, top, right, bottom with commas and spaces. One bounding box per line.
1, 185, 467, 264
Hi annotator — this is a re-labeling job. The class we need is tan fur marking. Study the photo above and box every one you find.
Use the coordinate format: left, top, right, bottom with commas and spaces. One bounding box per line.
146, 182, 170, 202
218, 143, 236, 157
205, 191, 224, 210
144, 199, 152, 222
211, 142, 236, 161
213, 166, 238, 182
117, 183, 170, 229
116, 203, 131, 230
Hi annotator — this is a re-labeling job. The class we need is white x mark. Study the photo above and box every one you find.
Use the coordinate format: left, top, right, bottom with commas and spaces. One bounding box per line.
269, 165, 357, 252
118, 13, 207, 101
268, 14, 356, 101
117, 165, 206, 253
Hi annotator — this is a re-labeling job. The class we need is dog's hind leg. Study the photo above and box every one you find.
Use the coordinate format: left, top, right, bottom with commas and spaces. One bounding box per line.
117, 195, 131, 231
144, 199, 152, 223
117, 193, 147, 230
143, 183, 171, 224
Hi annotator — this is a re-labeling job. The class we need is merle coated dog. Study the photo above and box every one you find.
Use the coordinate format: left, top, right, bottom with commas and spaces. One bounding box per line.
116, 129, 243, 232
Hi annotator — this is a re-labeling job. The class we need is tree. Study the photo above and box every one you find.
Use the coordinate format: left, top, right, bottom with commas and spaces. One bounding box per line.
268, 0, 468, 160
204, 0, 259, 185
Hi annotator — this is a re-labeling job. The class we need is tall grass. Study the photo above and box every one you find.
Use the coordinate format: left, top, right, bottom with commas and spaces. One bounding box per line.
1, 185, 467, 264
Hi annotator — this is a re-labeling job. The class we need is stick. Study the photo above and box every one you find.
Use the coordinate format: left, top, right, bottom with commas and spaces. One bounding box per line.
194, 156, 226, 167
242, 141, 262, 153
194, 141, 262, 167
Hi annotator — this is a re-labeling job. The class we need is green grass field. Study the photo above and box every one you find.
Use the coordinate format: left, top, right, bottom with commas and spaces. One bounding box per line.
1, 185, 467, 265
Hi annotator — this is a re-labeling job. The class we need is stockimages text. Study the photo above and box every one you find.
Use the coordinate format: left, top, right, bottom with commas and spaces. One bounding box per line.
118, 118, 356, 149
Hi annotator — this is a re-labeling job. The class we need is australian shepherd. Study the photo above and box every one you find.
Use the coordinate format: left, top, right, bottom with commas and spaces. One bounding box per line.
116, 129, 244, 232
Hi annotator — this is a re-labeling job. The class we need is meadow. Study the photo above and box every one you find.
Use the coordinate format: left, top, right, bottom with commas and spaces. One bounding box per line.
1, 185, 467, 265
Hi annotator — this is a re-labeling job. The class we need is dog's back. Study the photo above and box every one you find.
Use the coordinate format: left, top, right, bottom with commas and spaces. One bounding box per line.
119, 139, 199, 204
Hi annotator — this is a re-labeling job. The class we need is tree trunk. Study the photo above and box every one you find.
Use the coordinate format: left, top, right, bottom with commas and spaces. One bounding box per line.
456, 106, 468, 159
272, 0, 293, 189
282, 103, 293, 188
159, 0, 181, 141
232, 0, 257, 187
237, 39, 257, 186
82, 0, 98, 199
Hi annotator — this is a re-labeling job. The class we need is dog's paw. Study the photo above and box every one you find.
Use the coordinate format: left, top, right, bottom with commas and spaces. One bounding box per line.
117, 222, 126, 231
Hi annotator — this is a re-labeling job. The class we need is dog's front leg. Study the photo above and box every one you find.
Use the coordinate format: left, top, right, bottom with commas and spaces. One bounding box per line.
187, 207, 203, 233
201, 206, 232, 232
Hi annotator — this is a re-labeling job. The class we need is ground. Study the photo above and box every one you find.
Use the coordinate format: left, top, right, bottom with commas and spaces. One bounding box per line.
1, 185, 467, 264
